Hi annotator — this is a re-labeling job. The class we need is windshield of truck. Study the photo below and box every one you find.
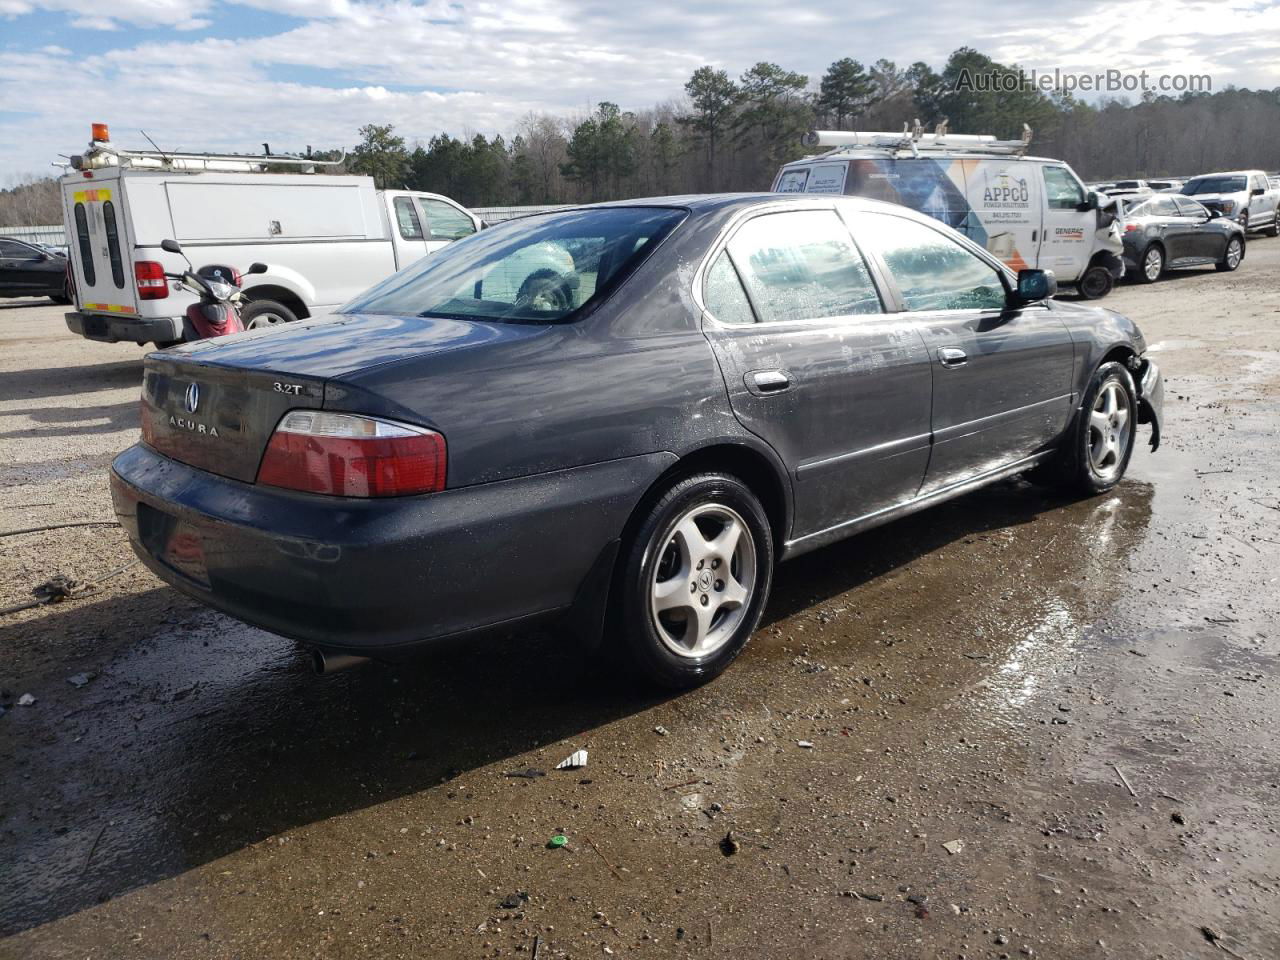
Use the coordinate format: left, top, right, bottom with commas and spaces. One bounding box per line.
1183, 176, 1246, 195
343, 207, 685, 323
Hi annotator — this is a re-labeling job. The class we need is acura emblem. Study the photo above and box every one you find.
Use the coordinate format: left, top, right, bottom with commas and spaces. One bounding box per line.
184, 383, 200, 414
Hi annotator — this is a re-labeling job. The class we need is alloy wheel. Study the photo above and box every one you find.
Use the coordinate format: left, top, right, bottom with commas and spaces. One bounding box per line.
1226, 238, 1242, 269
649, 503, 756, 659
1088, 381, 1132, 481
1143, 247, 1163, 281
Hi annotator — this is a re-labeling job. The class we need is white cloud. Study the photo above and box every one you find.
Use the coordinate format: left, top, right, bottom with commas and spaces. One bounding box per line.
1, 0, 1279, 176
68, 14, 119, 29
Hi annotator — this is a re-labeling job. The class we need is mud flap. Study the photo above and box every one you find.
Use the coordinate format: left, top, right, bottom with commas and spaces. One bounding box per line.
564, 538, 620, 654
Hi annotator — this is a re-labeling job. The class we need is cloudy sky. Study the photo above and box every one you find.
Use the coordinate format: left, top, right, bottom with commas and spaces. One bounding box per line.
1, 0, 1277, 177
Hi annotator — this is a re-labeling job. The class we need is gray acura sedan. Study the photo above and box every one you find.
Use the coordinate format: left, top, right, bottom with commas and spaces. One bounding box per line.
111, 194, 1163, 688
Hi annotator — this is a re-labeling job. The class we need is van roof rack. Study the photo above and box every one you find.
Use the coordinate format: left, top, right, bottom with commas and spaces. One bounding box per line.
67, 123, 345, 174
800, 121, 1033, 158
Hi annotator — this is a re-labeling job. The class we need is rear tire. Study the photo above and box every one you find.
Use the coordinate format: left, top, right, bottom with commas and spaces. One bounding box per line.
1262, 211, 1278, 238
614, 473, 773, 689
241, 299, 299, 330
1216, 236, 1244, 272
1076, 264, 1114, 300
1137, 245, 1164, 283
1051, 362, 1137, 496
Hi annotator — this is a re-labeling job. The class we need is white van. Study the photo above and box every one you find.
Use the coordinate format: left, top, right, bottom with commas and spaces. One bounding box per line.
60, 126, 480, 345
773, 128, 1125, 299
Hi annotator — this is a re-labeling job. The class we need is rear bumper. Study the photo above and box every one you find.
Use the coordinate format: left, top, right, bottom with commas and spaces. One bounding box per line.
66, 310, 181, 345
110, 443, 671, 654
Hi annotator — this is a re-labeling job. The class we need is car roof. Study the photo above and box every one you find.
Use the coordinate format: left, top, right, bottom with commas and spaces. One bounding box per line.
570, 192, 925, 218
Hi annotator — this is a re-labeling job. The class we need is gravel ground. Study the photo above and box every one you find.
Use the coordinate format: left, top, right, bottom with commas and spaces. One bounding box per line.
1, 244, 1278, 960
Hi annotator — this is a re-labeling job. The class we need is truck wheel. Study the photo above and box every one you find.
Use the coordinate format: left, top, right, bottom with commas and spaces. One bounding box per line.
1076, 264, 1114, 300
516, 270, 573, 312
1263, 211, 1279, 238
1216, 236, 1244, 272
614, 472, 774, 689
1239, 212, 1249, 234
241, 299, 299, 330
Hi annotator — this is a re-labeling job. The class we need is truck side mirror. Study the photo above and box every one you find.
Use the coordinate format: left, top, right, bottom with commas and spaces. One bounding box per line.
1251, 187, 1265, 196
247, 262, 268, 275
1076, 191, 1099, 212
160, 238, 183, 254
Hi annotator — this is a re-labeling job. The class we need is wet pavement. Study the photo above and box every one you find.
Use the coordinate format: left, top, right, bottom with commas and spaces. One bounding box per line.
1, 245, 1279, 959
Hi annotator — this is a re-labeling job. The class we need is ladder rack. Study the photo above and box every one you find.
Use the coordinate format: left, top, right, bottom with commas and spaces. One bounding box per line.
69, 131, 346, 174
801, 121, 1033, 158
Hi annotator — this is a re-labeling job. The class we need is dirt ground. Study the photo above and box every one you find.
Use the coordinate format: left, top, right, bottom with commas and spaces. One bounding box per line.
1, 244, 1278, 960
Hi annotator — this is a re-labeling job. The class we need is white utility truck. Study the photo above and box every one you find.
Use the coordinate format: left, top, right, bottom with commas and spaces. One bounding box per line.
60, 124, 480, 346
773, 125, 1126, 299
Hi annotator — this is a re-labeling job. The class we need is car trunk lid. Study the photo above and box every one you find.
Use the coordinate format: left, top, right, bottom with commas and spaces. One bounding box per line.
140, 312, 550, 482
141, 354, 326, 483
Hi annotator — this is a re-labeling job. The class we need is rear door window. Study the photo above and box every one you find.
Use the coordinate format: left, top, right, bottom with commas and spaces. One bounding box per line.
703, 251, 756, 325
860, 213, 1007, 312
393, 196, 424, 240
725, 209, 882, 323
73, 203, 96, 287
102, 200, 125, 289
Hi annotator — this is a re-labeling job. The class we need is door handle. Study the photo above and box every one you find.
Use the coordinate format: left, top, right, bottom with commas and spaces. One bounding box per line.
937, 347, 968, 368
746, 369, 791, 395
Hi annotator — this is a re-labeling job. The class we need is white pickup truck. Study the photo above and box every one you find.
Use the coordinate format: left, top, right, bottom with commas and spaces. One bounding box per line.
1179, 170, 1280, 237
60, 130, 480, 346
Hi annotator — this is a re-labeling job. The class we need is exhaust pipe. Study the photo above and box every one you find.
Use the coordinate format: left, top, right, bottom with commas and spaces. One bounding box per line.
311, 649, 370, 674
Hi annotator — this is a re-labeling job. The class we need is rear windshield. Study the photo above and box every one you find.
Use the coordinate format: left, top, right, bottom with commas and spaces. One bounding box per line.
344, 207, 685, 323
1183, 176, 1246, 195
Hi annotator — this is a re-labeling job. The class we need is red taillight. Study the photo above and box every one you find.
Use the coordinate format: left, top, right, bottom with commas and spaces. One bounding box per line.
135, 260, 169, 300
256, 412, 446, 497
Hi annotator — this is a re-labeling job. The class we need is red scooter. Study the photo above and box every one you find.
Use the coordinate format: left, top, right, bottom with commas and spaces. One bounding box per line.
159, 238, 267, 340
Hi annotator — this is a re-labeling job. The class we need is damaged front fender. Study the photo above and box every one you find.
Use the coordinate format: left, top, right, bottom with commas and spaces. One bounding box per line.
1132, 356, 1163, 451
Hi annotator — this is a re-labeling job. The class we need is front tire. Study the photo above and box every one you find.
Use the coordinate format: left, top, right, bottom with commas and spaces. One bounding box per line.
1057, 362, 1138, 496
241, 298, 299, 330
615, 473, 774, 689
1077, 264, 1114, 300
1216, 236, 1244, 272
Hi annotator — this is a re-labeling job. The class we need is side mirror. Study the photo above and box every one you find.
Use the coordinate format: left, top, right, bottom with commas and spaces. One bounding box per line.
1207, 209, 1222, 219
1014, 268, 1057, 304
160, 238, 183, 254
1076, 191, 1099, 212
247, 262, 268, 275
1251, 187, 1264, 197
